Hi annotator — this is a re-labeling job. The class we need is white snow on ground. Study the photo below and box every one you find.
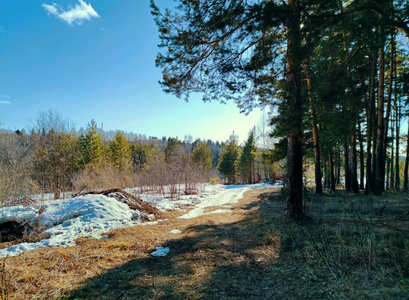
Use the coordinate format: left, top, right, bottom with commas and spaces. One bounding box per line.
0, 183, 279, 257
129, 183, 219, 212
178, 183, 271, 219
0, 195, 140, 257
151, 246, 170, 257
170, 229, 181, 234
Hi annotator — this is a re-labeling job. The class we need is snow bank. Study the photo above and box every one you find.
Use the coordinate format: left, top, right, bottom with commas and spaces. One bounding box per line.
0, 195, 140, 257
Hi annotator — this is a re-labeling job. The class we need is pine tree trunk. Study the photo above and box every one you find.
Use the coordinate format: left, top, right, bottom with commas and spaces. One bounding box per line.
375, 28, 386, 195
371, 55, 379, 193
306, 58, 322, 194
404, 118, 409, 192
329, 150, 336, 192
344, 139, 351, 191
351, 130, 359, 193
336, 149, 341, 185
286, 0, 304, 220
323, 155, 330, 189
395, 95, 400, 190
386, 158, 391, 190
390, 115, 395, 190
358, 121, 365, 190
394, 37, 400, 190
365, 56, 377, 194
383, 31, 394, 190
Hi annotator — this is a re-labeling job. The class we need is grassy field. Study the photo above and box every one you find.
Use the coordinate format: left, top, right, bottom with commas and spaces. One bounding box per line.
1, 188, 408, 299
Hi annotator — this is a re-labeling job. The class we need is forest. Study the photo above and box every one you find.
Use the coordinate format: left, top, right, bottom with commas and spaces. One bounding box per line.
152, 0, 409, 219
0, 110, 278, 208
0, 0, 409, 299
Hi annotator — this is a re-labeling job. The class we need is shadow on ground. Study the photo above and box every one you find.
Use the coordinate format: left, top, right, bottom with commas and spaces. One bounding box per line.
61, 190, 409, 300
60, 191, 299, 299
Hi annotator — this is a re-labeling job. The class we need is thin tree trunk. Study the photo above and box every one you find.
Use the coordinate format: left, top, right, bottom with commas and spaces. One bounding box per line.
395, 96, 400, 190
324, 154, 330, 189
394, 40, 400, 190
286, 0, 304, 219
306, 57, 322, 194
375, 28, 386, 194
358, 121, 365, 190
383, 31, 395, 189
351, 129, 359, 193
386, 158, 391, 190
344, 139, 351, 191
390, 111, 395, 190
404, 118, 409, 192
336, 149, 341, 185
329, 150, 336, 192
366, 56, 376, 193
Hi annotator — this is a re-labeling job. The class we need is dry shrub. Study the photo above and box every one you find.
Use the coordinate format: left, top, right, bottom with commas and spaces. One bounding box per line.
72, 163, 134, 192
0, 258, 10, 300
0, 132, 38, 207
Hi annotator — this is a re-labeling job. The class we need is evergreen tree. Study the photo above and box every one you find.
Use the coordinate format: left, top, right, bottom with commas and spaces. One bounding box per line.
130, 141, 153, 171
79, 120, 105, 170
152, 0, 308, 218
217, 134, 240, 184
238, 130, 257, 184
165, 137, 182, 163
191, 141, 213, 172
109, 132, 132, 172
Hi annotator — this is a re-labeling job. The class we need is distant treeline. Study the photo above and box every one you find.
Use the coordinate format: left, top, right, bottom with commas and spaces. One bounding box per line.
0, 110, 279, 206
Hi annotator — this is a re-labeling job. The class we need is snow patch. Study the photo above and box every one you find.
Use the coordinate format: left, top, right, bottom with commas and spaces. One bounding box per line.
151, 246, 170, 257
177, 183, 272, 219
170, 229, 181, 234
0, 183, 277, 257
0, 195, 140, 257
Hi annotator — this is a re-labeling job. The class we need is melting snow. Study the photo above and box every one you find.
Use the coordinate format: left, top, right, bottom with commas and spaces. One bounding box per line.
178, 183, 270, 219
0, 183, 278, 257
151, 246, 170, 257
0, 195, 140, 257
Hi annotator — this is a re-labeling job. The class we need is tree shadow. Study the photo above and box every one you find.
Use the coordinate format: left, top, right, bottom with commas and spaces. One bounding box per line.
61, 191, 290, 300
62, 190, 407, 299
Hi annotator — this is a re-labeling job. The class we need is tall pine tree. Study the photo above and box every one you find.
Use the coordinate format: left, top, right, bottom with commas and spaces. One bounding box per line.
238, 130, 257, 184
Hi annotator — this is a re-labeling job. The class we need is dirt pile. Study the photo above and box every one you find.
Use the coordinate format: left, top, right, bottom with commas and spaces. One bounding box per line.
76, 188, 162, 220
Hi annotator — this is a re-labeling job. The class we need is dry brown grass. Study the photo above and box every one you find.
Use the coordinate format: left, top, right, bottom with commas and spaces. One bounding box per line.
1, 188, 408, 299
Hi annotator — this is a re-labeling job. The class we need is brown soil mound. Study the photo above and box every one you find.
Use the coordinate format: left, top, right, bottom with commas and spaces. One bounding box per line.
75, 188, 162, 218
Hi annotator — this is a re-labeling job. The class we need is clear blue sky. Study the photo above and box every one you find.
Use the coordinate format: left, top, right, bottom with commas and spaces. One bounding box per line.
0, 0, 264, 143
